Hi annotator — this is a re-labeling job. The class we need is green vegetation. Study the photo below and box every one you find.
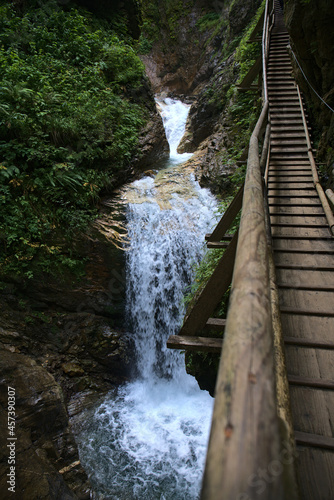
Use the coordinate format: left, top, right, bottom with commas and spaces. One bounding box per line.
219, 1, 264, 175
0, 1, 147, 279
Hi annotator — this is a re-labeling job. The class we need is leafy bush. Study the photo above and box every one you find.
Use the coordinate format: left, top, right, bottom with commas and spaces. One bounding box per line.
0, 1, 147, 278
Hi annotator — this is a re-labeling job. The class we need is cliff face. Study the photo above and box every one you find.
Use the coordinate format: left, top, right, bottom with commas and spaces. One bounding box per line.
285, 0, 334, 183
0, 214, 135, 498
139, 0, 217, 94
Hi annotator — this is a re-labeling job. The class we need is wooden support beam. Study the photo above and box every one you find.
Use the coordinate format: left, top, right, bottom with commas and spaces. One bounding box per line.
207, 184, 243, 243
205, 234, 233, 241
179, 232, 238, 337
205, 318, 227, 331
206, 241, 229, 249
248, 10, 264, 42
167, 335, 223, 353
237, 84, 260, 92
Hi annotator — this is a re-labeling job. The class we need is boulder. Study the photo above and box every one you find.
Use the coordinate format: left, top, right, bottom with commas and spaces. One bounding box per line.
0, 349, 90, 499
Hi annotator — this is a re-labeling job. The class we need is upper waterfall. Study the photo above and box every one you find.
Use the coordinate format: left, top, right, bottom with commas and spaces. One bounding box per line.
156, 97, 193, 163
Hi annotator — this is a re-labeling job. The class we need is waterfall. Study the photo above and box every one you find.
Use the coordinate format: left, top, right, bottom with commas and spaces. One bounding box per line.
76, 97, 217, 500
157, 98, 193, 162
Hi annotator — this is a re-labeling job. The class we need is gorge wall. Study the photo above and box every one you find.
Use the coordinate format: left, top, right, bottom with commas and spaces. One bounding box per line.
285, 0, 334, 185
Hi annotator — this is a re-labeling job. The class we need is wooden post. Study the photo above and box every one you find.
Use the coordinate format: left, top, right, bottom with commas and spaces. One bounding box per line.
179, 231, 238, 337
207, 184, 243, 243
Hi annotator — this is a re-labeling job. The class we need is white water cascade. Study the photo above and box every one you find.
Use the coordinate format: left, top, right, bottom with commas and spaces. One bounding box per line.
76, 97, 218, 499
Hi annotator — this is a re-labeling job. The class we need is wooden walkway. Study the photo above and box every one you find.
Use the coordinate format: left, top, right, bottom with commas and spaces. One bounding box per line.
267, 4, 334, 499
168, 1, 334, 498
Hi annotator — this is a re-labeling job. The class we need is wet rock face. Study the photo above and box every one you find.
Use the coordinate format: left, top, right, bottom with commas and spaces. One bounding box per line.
0, 349, 90, 499
135, 109, 170, 169
185, 351, 219, 397
139, 0, 217, 95
0, 216, 135, 497
285, 0, 334, 180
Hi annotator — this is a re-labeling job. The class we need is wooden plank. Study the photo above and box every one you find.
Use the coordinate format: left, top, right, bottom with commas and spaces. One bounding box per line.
277, 267, 334, 287
279, 280, 334, 291
270, 206, 325, 215
271, 222, 328, 228
268, 189, 316, 197
279, 282, 334, 291
270, 215, 327, 225
281, 315, 334, 344
277, 264, 334, 272
288, 375, 334, 390
268, 183, 314, 189
285, 345, 334, 379
289, 386, 334, 436
269, 200, 322, 207
268, 173, 313, 177
271, 226, 331, 237
280, 306, 334, 317
205, 318, 227, 330
275, 248, 334, 255
295, 432, 334, 450
270, 148, 308, 154
279, 285, 334, 312
295, 446, 334, 500
270, 133, 309, 138
167, 335, 223, 353
273, 238, 333, 251
269, 161, 311, 166
179, 232, 238, 336
284, 337, 334, 349
207, 184, 243, 242
269, 179, 314, 183
274, 252, 334, 268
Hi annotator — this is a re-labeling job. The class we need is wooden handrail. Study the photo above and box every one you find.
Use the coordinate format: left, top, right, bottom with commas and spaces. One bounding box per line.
201, 101, 284, 500
262, 0, 273, 102
326, 188, 334, 207
201, 2, 287, 498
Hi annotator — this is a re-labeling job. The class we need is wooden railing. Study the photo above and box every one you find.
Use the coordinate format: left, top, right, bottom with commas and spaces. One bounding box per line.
200, 1, 297, 498
296, 84, 334, 235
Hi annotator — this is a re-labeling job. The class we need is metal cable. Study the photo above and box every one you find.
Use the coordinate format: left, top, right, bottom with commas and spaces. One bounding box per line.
288, 45, 334, 113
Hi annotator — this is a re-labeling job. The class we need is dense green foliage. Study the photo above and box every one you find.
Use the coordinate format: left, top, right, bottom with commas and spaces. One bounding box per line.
0, 1, 147, 278
209, 1, 264, 186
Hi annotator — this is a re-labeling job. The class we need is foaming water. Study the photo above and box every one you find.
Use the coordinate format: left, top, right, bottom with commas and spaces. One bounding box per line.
157, 97, 193, 163
75, 98, 217, 499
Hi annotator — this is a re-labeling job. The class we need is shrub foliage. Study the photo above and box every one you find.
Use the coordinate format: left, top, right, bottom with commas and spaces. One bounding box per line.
0, 0, 147, 278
